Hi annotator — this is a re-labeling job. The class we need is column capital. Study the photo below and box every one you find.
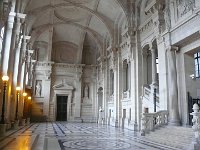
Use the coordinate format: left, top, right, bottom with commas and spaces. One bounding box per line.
9, 11, 16, 18
141, 49, 148, 56
28, 50, 34, 54
24, 36, 31, 40
150, 47, 156, 53
166, 45, 179, 52
16, 13, 26, 19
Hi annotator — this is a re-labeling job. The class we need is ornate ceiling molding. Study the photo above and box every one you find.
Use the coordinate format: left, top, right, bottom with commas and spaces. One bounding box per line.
26, 3, 114, 39
31, 21, 103, 50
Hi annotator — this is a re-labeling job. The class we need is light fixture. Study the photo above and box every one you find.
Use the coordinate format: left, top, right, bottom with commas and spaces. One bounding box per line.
16, 86, 21, 91
2, 75, 9, 82
23, 92, 27, 97
28, 96, 31, 100
15, 86, 21, 120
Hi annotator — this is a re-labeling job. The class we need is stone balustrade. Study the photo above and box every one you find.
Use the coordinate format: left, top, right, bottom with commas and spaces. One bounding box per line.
144, 86, 151, 99
190, 103, 200, 150
141, 110, 168, 136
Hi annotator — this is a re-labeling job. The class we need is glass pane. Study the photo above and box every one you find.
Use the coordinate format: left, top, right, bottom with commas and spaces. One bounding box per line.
195, 59, 198, 65
196, 71, 200, 78
194, 53, 197, 58
195, 65, 199, 71
156, 58, 159, 64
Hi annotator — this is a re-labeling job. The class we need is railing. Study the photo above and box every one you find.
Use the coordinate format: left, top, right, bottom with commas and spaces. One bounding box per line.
141, 110, 168, 136
190, 104, 200, 148
142, 85, 160, 112
144, 86, 151, 99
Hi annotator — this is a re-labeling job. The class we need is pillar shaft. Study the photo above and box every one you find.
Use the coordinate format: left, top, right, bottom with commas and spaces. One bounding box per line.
1, 12, 15, 75
151, 48, 157, 85
167, 46, 180, 125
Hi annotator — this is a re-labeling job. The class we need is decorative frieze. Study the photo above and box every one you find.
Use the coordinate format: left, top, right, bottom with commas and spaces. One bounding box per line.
139, 18, 154, 35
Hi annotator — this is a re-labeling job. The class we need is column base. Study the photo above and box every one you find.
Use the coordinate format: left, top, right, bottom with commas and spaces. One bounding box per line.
128, 121, 138, 131
168, 119, 181, 126
20, 119, 26, 126
189, 143, 200, 150
0, 124, 6, 136
73, 117, 83, 123
13, 120, 19, 129
26, 118, 30, 125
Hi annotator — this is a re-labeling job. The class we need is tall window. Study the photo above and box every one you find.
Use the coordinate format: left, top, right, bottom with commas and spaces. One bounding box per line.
195, 52, 200, 78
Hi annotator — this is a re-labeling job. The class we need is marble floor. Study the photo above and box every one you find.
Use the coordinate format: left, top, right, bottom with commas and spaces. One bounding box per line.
0, 122, 181, 150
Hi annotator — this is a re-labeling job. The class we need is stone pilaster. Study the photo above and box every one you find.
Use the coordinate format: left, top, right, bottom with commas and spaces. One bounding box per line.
26, 50, 34, 87
141, 50, 148, 85
74, 73, 82, 122
167, 46, 180, 126
150, 46, 158, 86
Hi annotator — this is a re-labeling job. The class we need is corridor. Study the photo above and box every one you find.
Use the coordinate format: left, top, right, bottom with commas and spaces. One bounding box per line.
0, 123, 180, 150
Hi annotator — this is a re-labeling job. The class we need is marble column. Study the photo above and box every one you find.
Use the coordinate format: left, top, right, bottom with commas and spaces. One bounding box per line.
19, 36, 30, 90
26, 50, 34, 87
74, 74, 82, 122
141, 50, 148, 85
8, 15, 23, 120
167, 46, 180, 126
1, 12, 15, 75
150, 47, 157, 86
130, 58, 138, 130
117, 51, 122, 128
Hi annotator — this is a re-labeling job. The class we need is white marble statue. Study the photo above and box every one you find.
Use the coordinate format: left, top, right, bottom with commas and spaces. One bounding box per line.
98, 106, 104, 124
35, 81, 41, 97
84, 84, 89, 98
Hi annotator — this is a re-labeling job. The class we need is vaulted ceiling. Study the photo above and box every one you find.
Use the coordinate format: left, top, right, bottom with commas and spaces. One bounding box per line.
25, 0, 126, 53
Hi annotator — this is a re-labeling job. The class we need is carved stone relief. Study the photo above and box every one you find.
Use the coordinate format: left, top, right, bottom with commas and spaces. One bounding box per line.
177, 0, 195, 18
52, 41, 78, 64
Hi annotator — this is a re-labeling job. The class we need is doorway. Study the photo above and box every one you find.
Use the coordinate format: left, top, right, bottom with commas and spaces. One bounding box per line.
56, 96, 68, 121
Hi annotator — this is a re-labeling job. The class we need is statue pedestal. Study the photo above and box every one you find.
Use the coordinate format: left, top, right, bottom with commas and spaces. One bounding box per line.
20, 119, 26, 126
26, 118, 30, 125
13, 120, 19, 129
83, 97, 91, 103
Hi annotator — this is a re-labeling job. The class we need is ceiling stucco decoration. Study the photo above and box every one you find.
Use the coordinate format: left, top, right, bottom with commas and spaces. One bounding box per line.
52, 41, 78, 64
25, 0, 127, 63
55, 6, 89, 22
64, 0, 94, 4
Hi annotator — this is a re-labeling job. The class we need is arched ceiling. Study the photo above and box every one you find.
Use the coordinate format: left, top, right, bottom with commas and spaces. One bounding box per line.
25, 0, 126, 50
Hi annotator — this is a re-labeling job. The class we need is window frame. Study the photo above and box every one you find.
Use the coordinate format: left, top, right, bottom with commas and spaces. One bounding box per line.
194, 52, 200, 78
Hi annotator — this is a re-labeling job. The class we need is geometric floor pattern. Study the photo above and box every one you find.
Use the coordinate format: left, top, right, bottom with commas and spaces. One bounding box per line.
0, 122, 182, 150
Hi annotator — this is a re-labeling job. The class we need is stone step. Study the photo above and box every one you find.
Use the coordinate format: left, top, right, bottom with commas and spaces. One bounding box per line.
144, 126, 193, 150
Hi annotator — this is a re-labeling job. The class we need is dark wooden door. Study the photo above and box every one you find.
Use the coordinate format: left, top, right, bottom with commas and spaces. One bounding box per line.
56, 96, 68, 121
